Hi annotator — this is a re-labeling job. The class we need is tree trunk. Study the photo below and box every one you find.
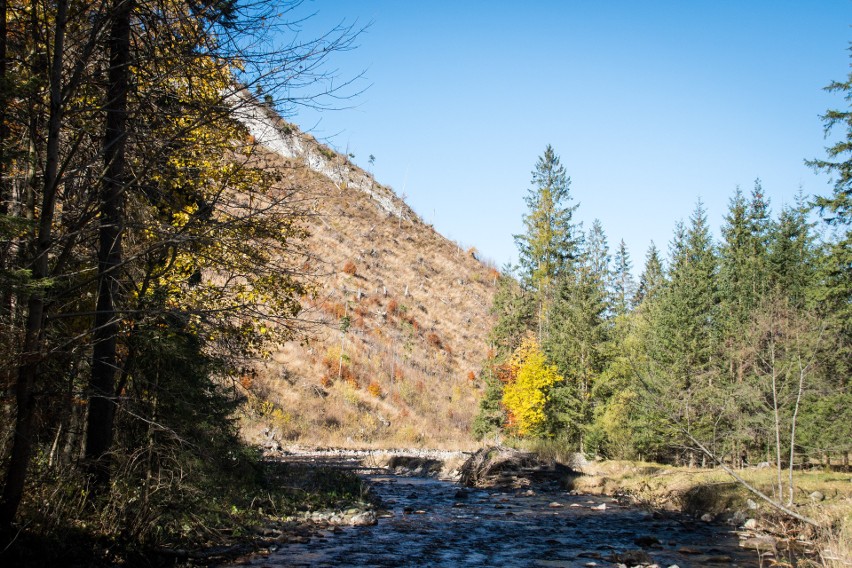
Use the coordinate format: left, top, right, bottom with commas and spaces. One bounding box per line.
85, 0, 132, 486
0, 0, 68, 536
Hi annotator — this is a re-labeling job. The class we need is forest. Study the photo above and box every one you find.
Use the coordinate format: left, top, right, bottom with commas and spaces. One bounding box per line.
0, 0, 367, 560
475, 139, 851, 480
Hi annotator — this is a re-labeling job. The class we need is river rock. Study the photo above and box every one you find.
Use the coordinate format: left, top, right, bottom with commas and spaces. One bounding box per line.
746, 498, 758, 510
677, 547, 701, 555
729, 510, 746, 525
809, 490, 825, 502
740, 535, 776, 552
700, 513, 714, 522
743, 518, 758, 530
350, 511, 377, 526
634, 535, 660, 547
607, 549, 651, 565
590, 503, 607, 511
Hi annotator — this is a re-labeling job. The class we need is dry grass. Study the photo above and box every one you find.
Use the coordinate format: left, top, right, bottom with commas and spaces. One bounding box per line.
236, 143, 497, 450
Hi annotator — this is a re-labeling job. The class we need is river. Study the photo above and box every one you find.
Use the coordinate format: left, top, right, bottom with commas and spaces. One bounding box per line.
222, 454, 763, 567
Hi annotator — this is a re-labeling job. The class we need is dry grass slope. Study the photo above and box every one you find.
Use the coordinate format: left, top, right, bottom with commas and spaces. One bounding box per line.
239, 120, 498, 450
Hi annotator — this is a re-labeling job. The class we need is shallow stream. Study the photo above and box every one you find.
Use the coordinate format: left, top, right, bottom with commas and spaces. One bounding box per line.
227, 457, 761, 567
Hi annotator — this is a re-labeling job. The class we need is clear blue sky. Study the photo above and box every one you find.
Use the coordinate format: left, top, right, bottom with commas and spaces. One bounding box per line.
287, 1, 852, 272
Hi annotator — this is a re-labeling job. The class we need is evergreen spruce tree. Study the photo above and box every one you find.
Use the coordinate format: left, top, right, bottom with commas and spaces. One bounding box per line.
612, 239, 636, 317
768, 193, 816, 307
634, 242, 664, 307
644, 202, 720, 462
545, 220, 611, 449
472, 270, 533, 439
488, 270, 536, 359
514, 145, 582, 341
806, 64, 852, 344
717, 183, 773, 462
802, 54, 852, 466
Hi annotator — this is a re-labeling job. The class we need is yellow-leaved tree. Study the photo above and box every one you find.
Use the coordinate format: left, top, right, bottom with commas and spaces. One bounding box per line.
502, 333, 564, 436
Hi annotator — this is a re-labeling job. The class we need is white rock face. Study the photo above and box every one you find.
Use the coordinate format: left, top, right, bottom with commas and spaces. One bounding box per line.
228, 90, 411, 220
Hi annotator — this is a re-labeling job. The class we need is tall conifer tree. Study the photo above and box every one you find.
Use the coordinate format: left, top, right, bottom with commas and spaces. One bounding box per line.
514, 145, 581, 341
635, 242, 664, 307
612, 239, 636, 316
545, 220, 611, 449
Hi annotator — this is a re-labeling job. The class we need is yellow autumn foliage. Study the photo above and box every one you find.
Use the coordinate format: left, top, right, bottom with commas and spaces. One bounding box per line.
502, 334, 564, 437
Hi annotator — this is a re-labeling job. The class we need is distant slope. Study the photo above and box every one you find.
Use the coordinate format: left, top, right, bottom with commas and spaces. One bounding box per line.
237, 98, 498, 448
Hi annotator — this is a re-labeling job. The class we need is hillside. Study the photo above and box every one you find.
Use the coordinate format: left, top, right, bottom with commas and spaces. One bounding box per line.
237, 100, 498, 449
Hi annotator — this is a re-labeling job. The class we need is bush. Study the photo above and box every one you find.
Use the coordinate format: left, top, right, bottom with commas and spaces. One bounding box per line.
426, 332, 443, 349
387, 298, 399, 315
342, 261, 357, 276
367, 381, 382, 398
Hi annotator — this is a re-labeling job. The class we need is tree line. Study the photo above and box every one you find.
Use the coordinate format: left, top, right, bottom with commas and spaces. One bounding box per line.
0, 0, 357, 545
475, 82, 852, 475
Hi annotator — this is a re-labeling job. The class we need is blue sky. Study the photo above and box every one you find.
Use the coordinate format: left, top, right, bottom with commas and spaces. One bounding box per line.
287, 1, 852, 272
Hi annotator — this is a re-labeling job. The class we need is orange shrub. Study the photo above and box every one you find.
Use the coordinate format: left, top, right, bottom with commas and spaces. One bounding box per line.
320, 374, 333, 388
467, 370, 477, 381
426, 332, 442, 349
343, 261, 357, 276
321, 353, 336, 371
393, 367, 405, 382
387, 298, 399, 315
367, 381, 382, 397
323, 301, 346, 319
240, 374, 253, 390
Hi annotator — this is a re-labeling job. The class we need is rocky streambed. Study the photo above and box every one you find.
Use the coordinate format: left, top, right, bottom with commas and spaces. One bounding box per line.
220, 448, 776, 567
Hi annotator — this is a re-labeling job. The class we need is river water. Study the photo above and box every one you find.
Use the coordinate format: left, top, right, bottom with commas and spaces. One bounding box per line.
228, 458, 761, 567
